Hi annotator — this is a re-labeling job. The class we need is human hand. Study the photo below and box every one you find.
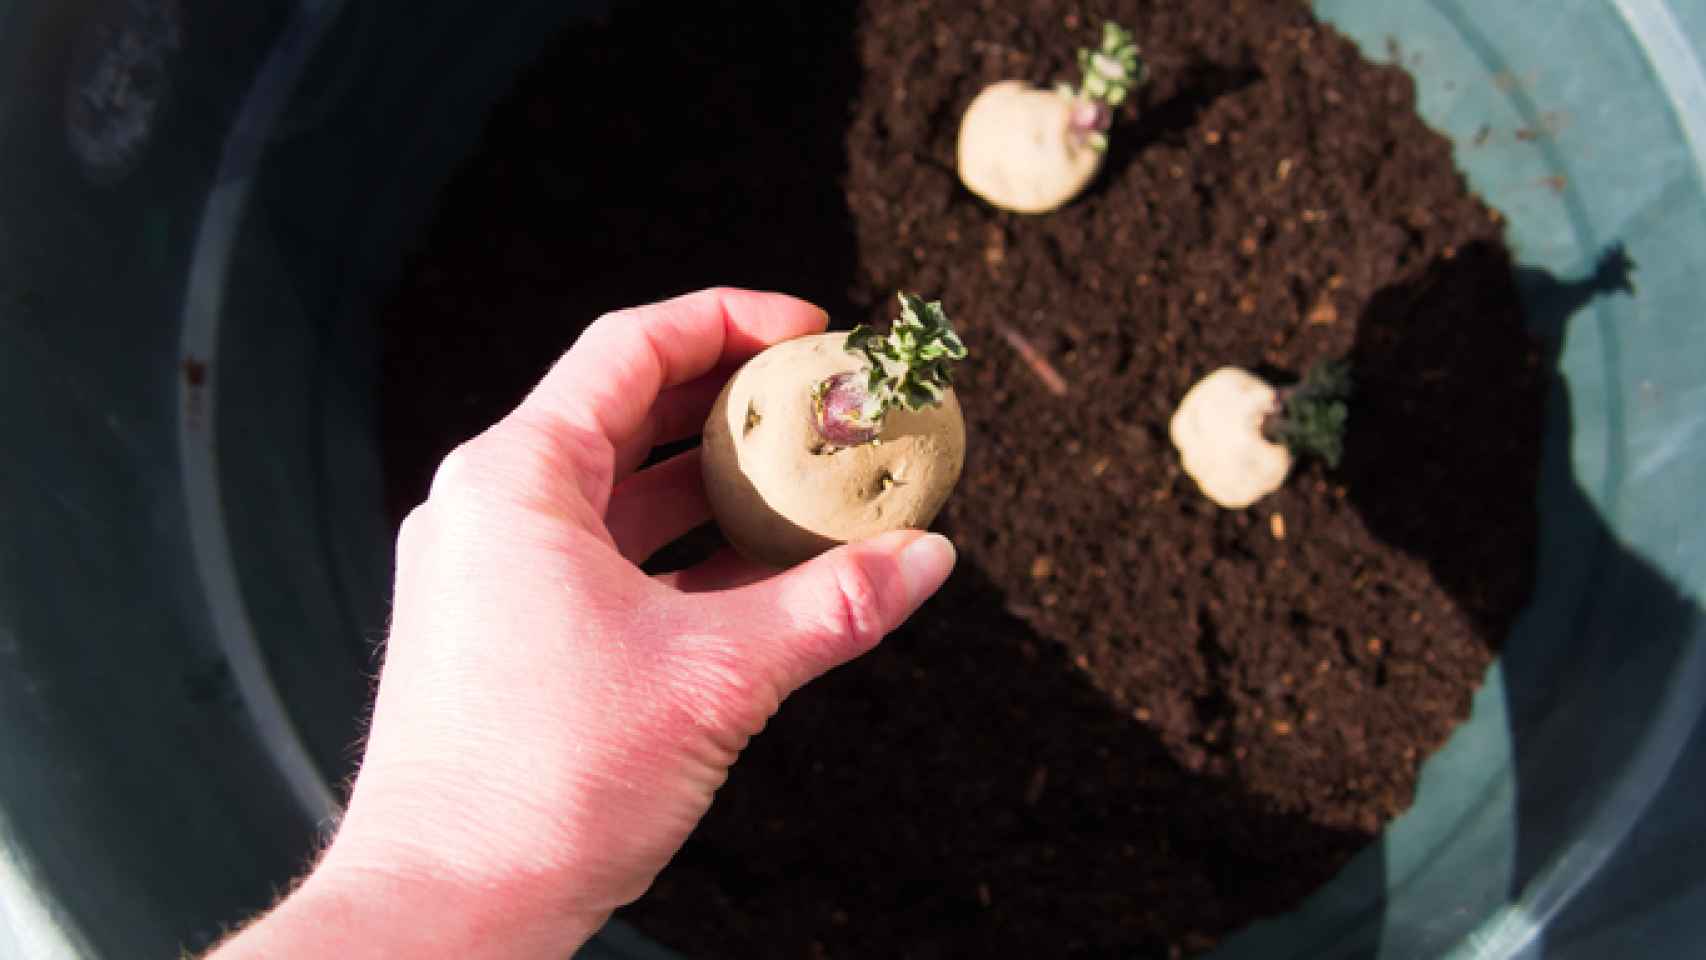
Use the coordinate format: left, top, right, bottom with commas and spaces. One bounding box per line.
211, 289, 956, 958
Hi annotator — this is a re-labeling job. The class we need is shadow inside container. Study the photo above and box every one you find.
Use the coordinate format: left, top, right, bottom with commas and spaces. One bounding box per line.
377, 0, 867, 520
1342, 240, 1704, 950
627, 561, 1376, 959
1498, 251, 1703, 946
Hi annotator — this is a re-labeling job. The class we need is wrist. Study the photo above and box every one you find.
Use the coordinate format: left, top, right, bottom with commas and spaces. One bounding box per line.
213, 851, 606, 959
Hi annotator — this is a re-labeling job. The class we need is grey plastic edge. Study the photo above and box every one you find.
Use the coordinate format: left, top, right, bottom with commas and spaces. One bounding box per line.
176, 0, 346, 827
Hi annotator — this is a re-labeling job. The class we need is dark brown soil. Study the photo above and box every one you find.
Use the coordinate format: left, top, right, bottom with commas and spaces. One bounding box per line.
377, 0, 1545, 957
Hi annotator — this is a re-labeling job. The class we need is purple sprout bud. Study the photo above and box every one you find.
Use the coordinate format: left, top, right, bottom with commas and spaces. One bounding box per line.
1064, 22, 1145, 153
813, 371, 882, 447
810, 293, 967, 450
1070, 99, 1113, 133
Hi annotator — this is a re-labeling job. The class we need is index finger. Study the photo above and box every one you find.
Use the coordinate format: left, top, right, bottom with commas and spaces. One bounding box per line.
517, 287, 828, 496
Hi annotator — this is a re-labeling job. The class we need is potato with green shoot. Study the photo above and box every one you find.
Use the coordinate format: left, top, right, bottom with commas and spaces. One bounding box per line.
1170, 361, 1350, 509
702, 293, 969, 567
957, 22, 1147, 214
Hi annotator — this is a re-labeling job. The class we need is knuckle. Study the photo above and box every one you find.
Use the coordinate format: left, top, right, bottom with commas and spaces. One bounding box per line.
397, 503, 430, 543
394, 503, 432, 559
581, 309, 637, 351
429, 416, 613, 520
518, 414, 614, 504
428, 439, 482, 499
424, 435, 513, 530
827, 555, 887, 651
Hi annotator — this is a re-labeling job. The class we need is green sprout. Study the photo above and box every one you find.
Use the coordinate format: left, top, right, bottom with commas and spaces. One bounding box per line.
847, 293, 968, 419
1058, 22, 1148, 152
813, 293, 967, 447
1268, 360, 1351, 467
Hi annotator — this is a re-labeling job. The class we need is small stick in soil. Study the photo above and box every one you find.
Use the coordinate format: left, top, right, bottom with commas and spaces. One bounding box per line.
995, 322, 1069, 397
1025, 765, 1049, 806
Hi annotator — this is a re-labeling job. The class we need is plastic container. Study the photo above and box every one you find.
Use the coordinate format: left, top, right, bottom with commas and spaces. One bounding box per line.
2, 0, 1702, 956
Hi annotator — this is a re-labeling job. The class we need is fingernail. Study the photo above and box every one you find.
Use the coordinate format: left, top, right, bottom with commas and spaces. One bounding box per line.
897, 533, 956, 609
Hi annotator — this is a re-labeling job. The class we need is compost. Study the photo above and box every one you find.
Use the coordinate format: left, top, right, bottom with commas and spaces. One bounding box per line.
378, 1, 1543, 955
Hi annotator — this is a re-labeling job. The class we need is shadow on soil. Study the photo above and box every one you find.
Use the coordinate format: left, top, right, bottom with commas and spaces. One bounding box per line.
1095, 60, 1262, 193
632, 561, 1375, 960
1340, 240, 1550, 649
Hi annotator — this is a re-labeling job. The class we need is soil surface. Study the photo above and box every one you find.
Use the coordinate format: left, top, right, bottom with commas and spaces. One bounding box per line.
377, 0, 1545, 956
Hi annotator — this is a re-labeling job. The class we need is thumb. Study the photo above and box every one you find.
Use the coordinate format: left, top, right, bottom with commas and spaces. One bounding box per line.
723, 530, 956, 697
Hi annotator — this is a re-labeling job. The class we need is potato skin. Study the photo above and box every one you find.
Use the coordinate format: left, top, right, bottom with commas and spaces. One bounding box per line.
956, 80, 1103, 214
702, 333, 966, 567
1168, 367, 1293, 509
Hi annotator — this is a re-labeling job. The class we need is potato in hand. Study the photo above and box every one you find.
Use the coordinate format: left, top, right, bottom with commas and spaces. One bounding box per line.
702, 293, 968, 567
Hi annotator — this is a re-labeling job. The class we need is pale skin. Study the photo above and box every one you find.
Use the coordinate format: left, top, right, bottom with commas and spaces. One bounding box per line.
208, 288, 957, 959
1168, 366, 1294, 509
956, 81, 1104, 214
956, 22, 1143, 214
